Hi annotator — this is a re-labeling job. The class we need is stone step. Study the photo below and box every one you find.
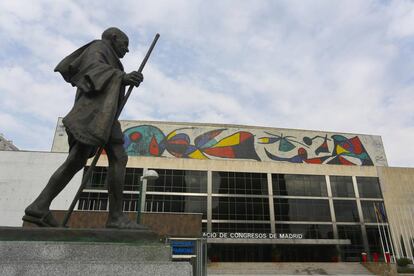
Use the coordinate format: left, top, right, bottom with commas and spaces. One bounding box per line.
0, 262, 192, 276
207, 262, 374, 275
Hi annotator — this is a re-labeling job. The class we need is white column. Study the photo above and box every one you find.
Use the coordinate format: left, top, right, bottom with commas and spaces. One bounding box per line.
207, 170, 212, 233
326, 175, 338, 238
353, 176, 370, 254
268, 173, 275, 233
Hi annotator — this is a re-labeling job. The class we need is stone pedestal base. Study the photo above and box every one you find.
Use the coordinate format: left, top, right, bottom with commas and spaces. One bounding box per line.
0, 227, 192, 276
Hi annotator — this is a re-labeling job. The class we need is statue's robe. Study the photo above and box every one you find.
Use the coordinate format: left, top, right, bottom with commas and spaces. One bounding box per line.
55, 40, 125, 147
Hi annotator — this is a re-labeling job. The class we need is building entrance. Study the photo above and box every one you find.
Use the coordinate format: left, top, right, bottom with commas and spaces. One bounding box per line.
208, 244, 338, 262
209, 244, 272, 262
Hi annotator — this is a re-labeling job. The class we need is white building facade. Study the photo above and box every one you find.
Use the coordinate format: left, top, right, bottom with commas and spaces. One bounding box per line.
0, 118, 413, 262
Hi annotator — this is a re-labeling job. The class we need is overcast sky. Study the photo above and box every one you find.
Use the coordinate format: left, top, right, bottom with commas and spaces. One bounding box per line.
0, 0, 413, 167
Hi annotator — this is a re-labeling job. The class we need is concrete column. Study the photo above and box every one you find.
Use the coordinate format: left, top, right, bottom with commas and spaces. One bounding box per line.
207, 170, 212, 232
267, 173, 276, 233
326, 175, 340, 261
353, 176, 370, 255
326, 175, 338, 236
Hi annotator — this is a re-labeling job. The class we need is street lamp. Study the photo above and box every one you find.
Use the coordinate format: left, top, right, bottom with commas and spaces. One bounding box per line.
137, 169, 159, 224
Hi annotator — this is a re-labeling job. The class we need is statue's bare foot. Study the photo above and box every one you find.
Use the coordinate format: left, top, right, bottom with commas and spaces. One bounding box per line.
106, 214, 148, 230
23, 203, 59, 227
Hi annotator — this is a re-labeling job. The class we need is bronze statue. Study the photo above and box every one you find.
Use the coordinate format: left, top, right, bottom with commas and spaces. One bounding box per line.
23, 27, 145, 229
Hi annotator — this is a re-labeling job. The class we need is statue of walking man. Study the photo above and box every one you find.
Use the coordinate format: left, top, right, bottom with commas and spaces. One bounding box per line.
23, 27, 144, 229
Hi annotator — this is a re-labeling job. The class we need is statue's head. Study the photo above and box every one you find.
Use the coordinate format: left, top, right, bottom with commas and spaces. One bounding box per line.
102, 27, 129, 58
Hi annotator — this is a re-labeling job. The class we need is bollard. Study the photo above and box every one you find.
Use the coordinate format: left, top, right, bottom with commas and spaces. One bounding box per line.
361, 252, 367, 263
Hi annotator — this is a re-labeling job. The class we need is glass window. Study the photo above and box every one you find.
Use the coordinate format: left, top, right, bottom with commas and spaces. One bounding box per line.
330, 176, 355, 197
356, 177, 382, 198
122, 193, 139, 212
337, 225, 364, 261
84, 167, 145, 191
276, 224, 334, 239
333, 200, 359, 222
366, 226, 391, 261
147, 169, 207, 193
212, 223, 271, 233
145, 194, 207, 219
272, 174, 327, 197
212, 171, 268, 195
212, 197, 270, 220
78, 192, 108, 211
124, 168, 143, 191
361, 201, 386, 223
274, 198, 331, 222
84, 166, 107, 189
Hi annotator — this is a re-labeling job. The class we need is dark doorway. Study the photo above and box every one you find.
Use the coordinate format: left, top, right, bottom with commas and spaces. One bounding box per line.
272, 245, 338, 262
208, 244, 272, 262
208, 244, 338, 262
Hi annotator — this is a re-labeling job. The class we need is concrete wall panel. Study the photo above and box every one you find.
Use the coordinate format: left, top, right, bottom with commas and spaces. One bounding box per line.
0, 151, 81, 226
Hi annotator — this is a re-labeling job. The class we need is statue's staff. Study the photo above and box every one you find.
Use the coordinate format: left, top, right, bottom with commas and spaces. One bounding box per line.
62, 33, 160, 227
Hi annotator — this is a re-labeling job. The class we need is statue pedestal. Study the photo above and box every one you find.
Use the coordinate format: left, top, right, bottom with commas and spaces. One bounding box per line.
0, 227, 192, 276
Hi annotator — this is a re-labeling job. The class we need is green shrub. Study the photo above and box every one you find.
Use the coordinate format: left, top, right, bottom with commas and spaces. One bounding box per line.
397, 257, 413, 267
397, 266, 414, 273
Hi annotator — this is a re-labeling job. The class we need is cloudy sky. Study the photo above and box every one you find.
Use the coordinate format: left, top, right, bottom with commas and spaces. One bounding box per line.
0, 0, 413, 167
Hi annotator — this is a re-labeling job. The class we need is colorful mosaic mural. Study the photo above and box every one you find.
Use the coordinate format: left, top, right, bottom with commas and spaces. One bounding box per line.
123, 125, 260, 161
262, 133, 374, 166
122, 124, 379, 166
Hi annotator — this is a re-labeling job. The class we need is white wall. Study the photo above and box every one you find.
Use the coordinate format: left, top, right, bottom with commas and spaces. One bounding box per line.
0, 150, 82, 226
378, 166, 414, 259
